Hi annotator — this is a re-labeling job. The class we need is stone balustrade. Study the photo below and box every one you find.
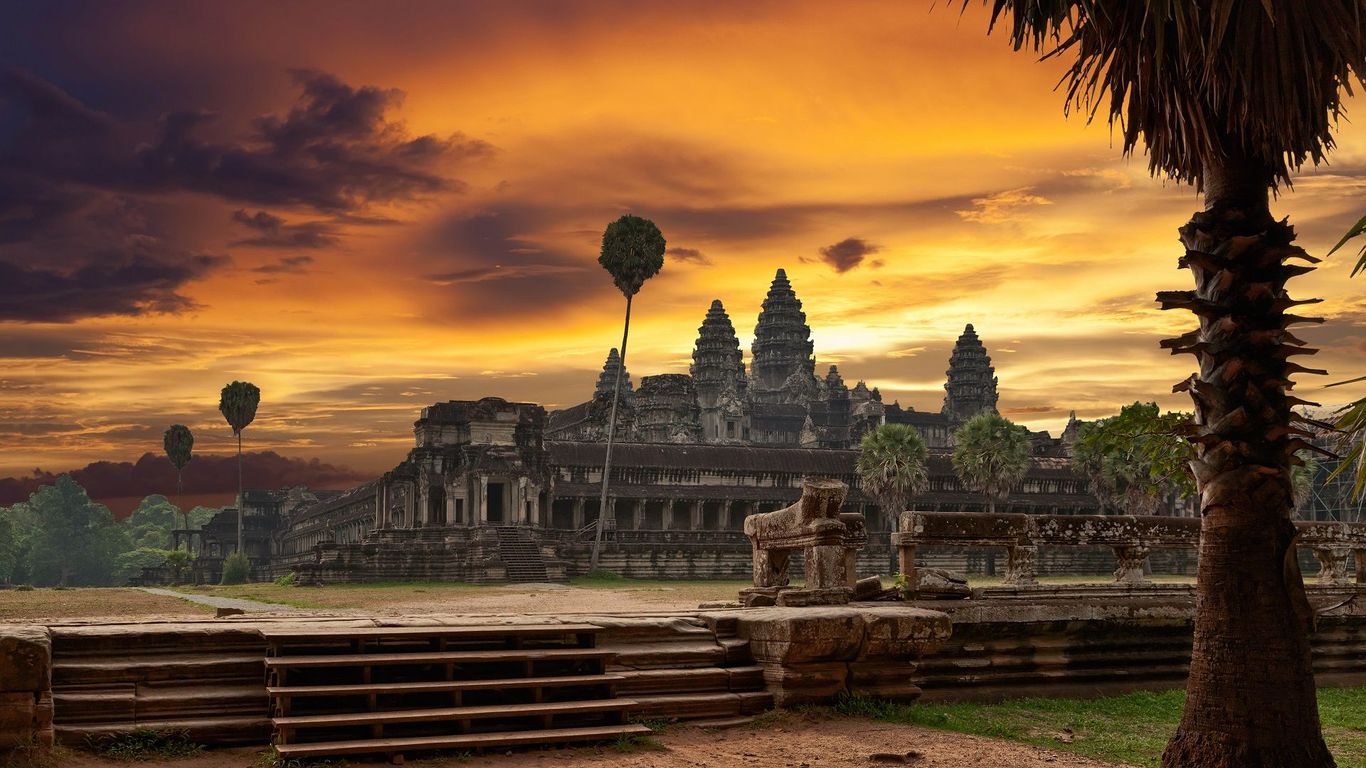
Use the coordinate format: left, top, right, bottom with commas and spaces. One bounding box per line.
893, 511, 1366, 591
740, 477, 868, 606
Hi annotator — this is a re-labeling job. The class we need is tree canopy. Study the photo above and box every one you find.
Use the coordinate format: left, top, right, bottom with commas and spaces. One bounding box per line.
855, 423, 929, 529
218, 381, 261, 435
951, 412, 1032, 513
598, 214, 665, 299
974, 1, 1366, 189
1071, 402, 1196, 515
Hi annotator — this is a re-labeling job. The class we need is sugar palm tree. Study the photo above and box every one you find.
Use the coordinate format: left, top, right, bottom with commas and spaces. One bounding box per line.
856, 423, 930, 526
964, 2, 1366, 764
951, 413, 1030, 516
856, 423, 929, 571
162, 424, 194, 542
218, 381, 261, 555
590, 215, 665, 571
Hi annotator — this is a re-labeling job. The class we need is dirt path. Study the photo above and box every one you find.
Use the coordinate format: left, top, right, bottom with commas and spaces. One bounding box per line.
140, 587, 302, 613
55, 714, 1126, 768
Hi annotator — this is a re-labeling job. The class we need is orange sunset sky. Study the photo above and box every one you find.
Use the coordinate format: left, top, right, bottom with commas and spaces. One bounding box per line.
2, 1, 1364, 490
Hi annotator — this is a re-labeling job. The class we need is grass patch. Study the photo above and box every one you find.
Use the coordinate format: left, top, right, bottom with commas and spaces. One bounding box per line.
251, 752, 347, 768
833, 687, 1366, 768
85, 729, 204, 761
611, 732, 667, 753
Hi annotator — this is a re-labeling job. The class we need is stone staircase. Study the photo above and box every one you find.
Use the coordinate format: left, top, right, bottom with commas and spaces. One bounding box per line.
597, 615, 772, 727
264, 623, 646, 761
496, 526, 550, 582
50, 625, 271, 745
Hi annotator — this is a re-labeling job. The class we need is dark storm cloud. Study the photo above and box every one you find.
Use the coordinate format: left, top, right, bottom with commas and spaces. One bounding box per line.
252, 255, 315, 275
417, 205, 609, 321
230, 209, 338, 249
0, 252, 227, 322
667, 246, 711, 265
0, 68, 492, 212
818, 237, 880, 273
0, 451, 368, 509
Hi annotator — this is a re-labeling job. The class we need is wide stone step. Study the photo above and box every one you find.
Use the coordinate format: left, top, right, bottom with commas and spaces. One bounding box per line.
625, 691, 772, 720
260, 623, 601, 644
53, 653, 264, 686
57, 715, 271, 746
274, 723, 651, 759
605, 640, 725, 670
275, 698, 636, 732
269, 674, 622, 701
266, 647, 612, 669
54, 683, 266, 723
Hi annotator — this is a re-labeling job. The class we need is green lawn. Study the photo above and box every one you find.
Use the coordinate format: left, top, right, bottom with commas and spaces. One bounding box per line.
834, 687, 1366, 768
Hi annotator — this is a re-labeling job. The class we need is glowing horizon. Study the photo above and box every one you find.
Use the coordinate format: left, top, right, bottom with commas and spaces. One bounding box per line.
1, 1, 1363, 481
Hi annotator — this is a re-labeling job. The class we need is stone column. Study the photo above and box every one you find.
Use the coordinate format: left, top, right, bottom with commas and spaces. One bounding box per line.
374, 483, 384, 530
478, 475, 489, 525
632, 499, 645, 531
1112, 545, 1152, 585
691, 500, 704, 530
515, 477, 528, 524
662, 502, 676, 530
445, 482, 456, 526
897, 542, 917, 591
403, 482, 415, 529
530, 485, 541, 526
1003, 545, 1038, 586
573, 498, 586, 529
1314, 546, 1352, 586
1356, 548, 1366, 585
416, 483, 429, 528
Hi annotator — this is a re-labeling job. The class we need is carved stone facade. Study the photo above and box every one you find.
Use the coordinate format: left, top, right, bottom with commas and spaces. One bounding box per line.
548, 269, 1013, 452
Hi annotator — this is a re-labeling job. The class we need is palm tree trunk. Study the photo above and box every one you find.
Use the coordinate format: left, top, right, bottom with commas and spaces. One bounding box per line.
1161, 162, 1333, 767
590, 294, 632, 572
236, 432, 244, 556
177, 469, 188, 551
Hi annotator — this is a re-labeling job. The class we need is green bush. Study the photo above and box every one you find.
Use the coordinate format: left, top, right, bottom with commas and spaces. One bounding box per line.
13, 584, 33, 591
220, 552, 251, 585
273, 571, 298, 587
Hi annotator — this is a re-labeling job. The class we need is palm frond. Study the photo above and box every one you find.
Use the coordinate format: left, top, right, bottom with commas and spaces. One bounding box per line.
972, 0, 1366, 188
1328, 396, 1366, 500
1326, 214, 1366, 277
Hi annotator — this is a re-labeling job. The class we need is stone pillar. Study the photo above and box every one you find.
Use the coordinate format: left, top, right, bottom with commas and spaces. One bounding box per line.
0, 625, 54, 753
573, 498, 586, 529
1314, 546, 1352, 586
1356, 548, 1366, 585
897, 542, 917, 590
404, 482, 415, 529
530, 485, 541, 526
515, 478, 528, 524
445, 483, 456, 526
1112, 545, 1152, 585
691, 500, 705, 530
478, 475, 488, 525
662, 502, 676, 530
1003, 545, 1038, 586
374, 483, 384, 530
416, 483, 429, 528
632, 499, 645, 531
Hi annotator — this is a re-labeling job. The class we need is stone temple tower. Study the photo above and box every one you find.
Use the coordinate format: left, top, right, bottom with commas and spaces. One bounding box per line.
595, 348, 633, 401
691, 300, 750, 442
941, 323, 999, 423
750, 268, 816, 398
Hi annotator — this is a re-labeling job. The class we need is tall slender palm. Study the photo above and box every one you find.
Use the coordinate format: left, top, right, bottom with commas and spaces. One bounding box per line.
855, 423, 929, 571
162, 424, 194, 541
963, 3, 1365, 764
950, 413, 1030, 516
590, 215, 666, 571
218, 381, 261, 555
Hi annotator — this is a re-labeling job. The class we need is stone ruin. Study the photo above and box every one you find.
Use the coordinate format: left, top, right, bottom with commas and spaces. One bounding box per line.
740, 477, 867, 607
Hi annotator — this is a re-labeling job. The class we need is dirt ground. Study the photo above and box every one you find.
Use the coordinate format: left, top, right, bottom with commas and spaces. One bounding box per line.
0, 587, 212, 623
51, 713, 1123, 768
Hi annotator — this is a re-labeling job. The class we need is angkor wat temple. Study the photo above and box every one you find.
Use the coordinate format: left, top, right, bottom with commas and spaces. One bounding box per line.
187, 269, 1096, 584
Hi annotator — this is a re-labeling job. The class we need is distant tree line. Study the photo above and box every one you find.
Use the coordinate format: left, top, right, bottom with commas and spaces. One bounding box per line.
0, 476, 220, 587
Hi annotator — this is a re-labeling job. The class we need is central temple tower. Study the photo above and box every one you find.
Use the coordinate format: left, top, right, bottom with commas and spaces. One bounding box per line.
750, 268, 816, 398
941, 323, 999, 423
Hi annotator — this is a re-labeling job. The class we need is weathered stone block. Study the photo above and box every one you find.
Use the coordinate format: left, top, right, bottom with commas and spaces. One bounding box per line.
759, 661, 847, 706
776, 587, 851, 607
740, 608, 865, 663
0, 625, 51, 692
848, 660, 922, 702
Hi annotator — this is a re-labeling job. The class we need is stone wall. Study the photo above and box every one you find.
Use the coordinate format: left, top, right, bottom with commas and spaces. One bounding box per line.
0, 625, 53, 754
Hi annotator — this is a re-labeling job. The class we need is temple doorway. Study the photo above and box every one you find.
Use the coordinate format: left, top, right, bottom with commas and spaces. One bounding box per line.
487, 482, 506, 523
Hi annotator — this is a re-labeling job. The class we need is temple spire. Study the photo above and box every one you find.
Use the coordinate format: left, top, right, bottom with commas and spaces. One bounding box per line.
941, 323, 998, 422
751, 268, 815, 394
595, 348, 633, 398
691, 299, 746, 396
